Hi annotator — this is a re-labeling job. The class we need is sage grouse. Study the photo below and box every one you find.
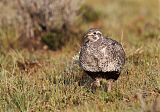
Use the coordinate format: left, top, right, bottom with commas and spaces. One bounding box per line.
79, 28, 125, 91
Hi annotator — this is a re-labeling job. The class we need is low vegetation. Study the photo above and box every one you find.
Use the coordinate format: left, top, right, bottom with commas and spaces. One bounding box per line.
0, 0, 159, 111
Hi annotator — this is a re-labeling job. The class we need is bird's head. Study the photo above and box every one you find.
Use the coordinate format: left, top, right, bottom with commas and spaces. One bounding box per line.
84, 28, 103, 43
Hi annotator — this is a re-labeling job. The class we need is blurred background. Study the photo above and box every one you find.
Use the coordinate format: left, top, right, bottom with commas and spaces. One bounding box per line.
0, 0, 160, 111
0, 0, 159, 52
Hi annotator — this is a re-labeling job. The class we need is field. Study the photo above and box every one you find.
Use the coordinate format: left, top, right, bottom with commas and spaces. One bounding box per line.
0, 0, 160, 111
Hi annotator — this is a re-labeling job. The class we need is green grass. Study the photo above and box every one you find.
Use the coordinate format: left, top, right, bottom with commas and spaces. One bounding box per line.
0, 0, 160, 111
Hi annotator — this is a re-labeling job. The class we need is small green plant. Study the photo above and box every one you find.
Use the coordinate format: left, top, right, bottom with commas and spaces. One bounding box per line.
41, 32, 66, 50
0, 27, 19, 50
80, 5, 101, 22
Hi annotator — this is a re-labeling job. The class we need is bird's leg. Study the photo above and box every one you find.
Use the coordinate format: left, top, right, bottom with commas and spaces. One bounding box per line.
91, 78, 100, 87
91, 78, 101, 92
95, 78, 100, 87
107, 79, 113, 92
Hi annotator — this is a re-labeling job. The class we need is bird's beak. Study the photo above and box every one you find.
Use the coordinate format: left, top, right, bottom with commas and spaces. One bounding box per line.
87, 34, 94, 41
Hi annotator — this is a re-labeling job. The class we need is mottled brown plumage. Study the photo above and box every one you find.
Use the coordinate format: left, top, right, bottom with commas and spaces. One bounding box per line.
79, 28, 125, 91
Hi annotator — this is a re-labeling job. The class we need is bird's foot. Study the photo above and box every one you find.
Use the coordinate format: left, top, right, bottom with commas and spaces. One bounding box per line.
91, 78, 100, 92
92, 78, 100, 87
107, 80, 113, 92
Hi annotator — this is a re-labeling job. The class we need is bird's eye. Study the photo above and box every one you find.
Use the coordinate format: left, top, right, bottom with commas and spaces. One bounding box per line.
93, 32, 96, 35
97, 32, 101, 37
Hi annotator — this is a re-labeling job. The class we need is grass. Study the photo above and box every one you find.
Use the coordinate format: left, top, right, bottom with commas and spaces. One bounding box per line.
0, 0, 160, 111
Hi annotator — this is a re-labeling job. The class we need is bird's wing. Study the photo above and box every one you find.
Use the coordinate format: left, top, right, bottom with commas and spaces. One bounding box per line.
98, 37, 125, 72
79, 45, 101, 72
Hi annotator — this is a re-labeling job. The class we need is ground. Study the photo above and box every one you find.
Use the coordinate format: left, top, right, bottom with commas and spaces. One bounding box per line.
0, 0, 160, 111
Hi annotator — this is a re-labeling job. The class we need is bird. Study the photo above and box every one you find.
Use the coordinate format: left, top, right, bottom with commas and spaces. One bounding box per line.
79, 28, 125, 92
